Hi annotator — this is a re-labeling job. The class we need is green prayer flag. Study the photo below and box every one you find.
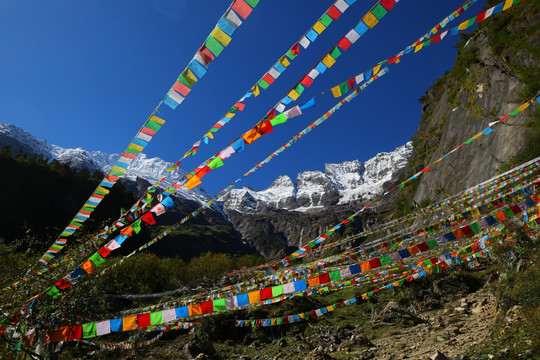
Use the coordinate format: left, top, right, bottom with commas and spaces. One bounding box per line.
339, 82, 349, 95
272, 285, 284, 297
213, 298, 226, 311
469, 222, 481, 233
150, 311, 163, 326
244, 0, 259, 6
131, 219, 142, 234
330, 46, 341, 60
465, 138, 474, 145
270, 113, 287, 126
89, 252, 105, 266
205, 36, 224, 56
46, 286, 61, 299
295, 83, 305, 95
208, 157, 224, 169
426, 239, 439, 249
509, 109, 520, 116
371, 3, 388, 19
320, 13, 333, 27
258, 78, 270, 90
380, 255, 391, 265
145, 120, 162, 132
82, 322, 97, 339
329, 271, 341, 281
423, 259, 431, 266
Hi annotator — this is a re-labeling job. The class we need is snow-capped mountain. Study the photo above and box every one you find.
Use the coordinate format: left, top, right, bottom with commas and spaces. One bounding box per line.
0, 123, 209, 204
221, 142, 413, 213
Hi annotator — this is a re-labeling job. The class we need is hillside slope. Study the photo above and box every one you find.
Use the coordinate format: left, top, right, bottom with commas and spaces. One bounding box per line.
400, 0, 539, 206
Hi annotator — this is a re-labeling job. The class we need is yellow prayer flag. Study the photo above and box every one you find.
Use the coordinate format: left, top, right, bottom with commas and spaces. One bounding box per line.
517, 103, 530, 111
458, 20, 468, 30
433, 157, 443, 164
111, 165, 126, 174
211, 27, 232, 46
414, 43, 424, 53
271, 318, 277, 326
184, 175, 201, 190
123, 315, 137, 331
252, 84, 260, 97
224, 112, 235, 118
287, 89, 300, 101
96, 186, 110, 195
331, 86, 342, 98
205, 131, 214, 139
312, 21, 326, 34
362, 12, 378, 28
149, 114, 165, 125
326, 305, 335, 312
503, 0, 513, 10
248, 291, 261, 304
322, 54, 336, 68
299, 313, 305, 319
128, 143, 144, 152
80, 260, 93, 274
472, 133, 482, 139
183, 68, 198, 84
279, 56, 291, 68
372, 64, 381, 75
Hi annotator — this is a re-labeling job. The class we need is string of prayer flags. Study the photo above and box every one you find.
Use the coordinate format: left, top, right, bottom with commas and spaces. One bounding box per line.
273, 0, 399, 115
165, 0, 360, 168
163, 0, 259, 110
35, 114, 166, 268
278, 95, 538, 267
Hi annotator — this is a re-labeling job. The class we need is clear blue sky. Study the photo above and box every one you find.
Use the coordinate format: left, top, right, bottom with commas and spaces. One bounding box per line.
0, 0, 487, 196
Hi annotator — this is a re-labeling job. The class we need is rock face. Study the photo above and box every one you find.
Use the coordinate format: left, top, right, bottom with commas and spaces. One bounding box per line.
401, 5, 539, 204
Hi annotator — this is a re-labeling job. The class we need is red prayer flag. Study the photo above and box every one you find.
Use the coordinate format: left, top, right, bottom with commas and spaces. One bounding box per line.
260, 288, 273, 300
141, 211, 156, 225
380, 0, 396, 10
54, 279, 71, 290
347, 78, 355, 89
173, 81, 191, 96
475, 10, 486, 23
98, 246, 112, 258
337, 37, 352, 51
198, 46, 215, 64
68, 325, 82, 340
196, 165, 212, 179
300, 75, 314, 87
266, 109, 276, 120
231, 0, 253, 19
201, 301, 214, 314
258, 120, 273, 135
262, 73, 275, 85
235, 102, 246, 111
319, 273, 330, 284
291, 43, 300, 55
327, 5, 342, 20
137, 313, 151, 328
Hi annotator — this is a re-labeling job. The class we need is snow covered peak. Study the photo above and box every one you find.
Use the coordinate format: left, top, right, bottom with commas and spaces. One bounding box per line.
0, 123, 209, 204
221, 142, 413, 213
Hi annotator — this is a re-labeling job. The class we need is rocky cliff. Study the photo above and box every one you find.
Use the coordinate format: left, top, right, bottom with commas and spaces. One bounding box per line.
220, 143, 412, 258
400, 1, 539, 206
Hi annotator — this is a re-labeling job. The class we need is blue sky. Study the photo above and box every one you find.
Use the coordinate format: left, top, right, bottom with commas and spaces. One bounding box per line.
0, 0, 488, 196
